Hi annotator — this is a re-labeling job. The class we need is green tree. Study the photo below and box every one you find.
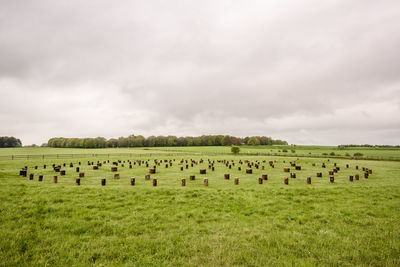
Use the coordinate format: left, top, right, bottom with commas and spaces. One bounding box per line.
231, 146, 240, 154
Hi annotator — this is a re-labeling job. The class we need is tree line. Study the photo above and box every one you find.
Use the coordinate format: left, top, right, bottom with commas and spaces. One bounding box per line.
0, 136, 22, 148
47, 135, 288, 148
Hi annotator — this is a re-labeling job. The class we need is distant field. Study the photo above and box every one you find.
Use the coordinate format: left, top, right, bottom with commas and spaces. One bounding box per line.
145, 145, 400, 161
0, 147, 399, 265
1, 146, 399, 161
0, 147, 173, 156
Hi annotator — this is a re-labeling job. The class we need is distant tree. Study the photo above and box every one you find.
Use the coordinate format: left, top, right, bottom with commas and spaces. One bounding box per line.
222, 135, 232, 146
0, 136, 22, 147
248, 137, 260, 145
231, 146, 240, 154
46, 134, 288, 148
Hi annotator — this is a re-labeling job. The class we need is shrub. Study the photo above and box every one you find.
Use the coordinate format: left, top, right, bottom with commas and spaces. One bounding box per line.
282, 149, 288, 152
353, 152, 363, 157
291, 150, 295, 153
329, 152, 335, 156
231, 146, 240, 154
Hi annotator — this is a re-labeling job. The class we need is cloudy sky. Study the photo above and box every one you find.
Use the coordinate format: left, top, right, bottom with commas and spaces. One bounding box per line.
1, 0, 400, 145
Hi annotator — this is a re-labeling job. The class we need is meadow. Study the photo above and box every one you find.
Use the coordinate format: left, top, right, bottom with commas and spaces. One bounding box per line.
0, 146, 399, 266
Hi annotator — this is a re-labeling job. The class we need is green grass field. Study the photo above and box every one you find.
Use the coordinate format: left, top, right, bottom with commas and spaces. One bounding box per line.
0, 147, 399, 266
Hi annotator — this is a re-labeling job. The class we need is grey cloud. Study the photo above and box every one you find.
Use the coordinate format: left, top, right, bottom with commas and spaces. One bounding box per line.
0, 0, 399, 145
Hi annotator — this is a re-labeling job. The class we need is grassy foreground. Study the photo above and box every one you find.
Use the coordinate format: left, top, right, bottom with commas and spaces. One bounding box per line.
0, 147, 399, 266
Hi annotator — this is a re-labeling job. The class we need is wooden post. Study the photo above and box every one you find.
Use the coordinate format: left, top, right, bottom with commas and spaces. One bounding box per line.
317, 172, 322, 177
76, 178, 80, 186
38, 175, 43, 182
364, 172, 369, 179
53, 176, 58, 184
349, 175, 353, 182
284, 178, 289, 185
130, 178, 135, 186
79, 172, 84, 178
200, 169, 206, 174
258, 177, 263, 184
238, 167, 241, 171
330, 176, 334, 183
284, 168, 290, 172
101, 178, 106, 186
355, 174, 359, 180
307, 177, 311, 184
234, 178, 239, 185
246, 169, 252, 174
204, 178, 208, 186
149, 168, 156, 174
29, 173, 34, 180
181, 178, 186, 186
224, 174, 230, 180
262, 174, 268, 180
180, 166, 184, 171
189, 175, 195, 181
152, 178, 157, 187
76, 167, 80, 172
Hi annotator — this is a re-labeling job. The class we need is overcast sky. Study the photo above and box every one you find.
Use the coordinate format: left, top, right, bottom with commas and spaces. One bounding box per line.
1, 0, 400, 145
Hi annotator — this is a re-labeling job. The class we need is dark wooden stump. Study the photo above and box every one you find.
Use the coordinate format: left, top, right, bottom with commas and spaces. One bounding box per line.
181, 178, 186, 186
364, 173, 369, 179
258, 177, 263, 184
200, 169, 206, 174
76, 178, 80, 186
204, 178, 208, 186
53, 176, 58, 184
29, 173, 34, 180
180, 166, 184, 171
114, 173, 120, 179
262, 174, 268, 180
284, 168, 290, 172
60, 170, 66, 176
317, 172, 322, 177
145, 174, 150, 180
111, 167, 118, 172
295, 166, 301, 170
224, 174, 230, 180
76, 167, 80, 172
307, 177, 311, 184
101, 178, 106, 186
130, 178, 135, 186
189, 175, 195, 181
290, 173, 296, 178
355, 174, 359, 180
234, 178, 239, 185
79, 172, 84, 178
38, 175, 43, 182
284, 178, 289, 185
349, 175, 353, 182
330, 176, 334, 183
246, 169, 252, 174
149, 168, 156, 174
152, 178, 157, 187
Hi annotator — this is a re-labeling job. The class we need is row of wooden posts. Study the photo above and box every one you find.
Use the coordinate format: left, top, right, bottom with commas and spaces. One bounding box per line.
18, 157, 373, 187
21, 171, 371, 186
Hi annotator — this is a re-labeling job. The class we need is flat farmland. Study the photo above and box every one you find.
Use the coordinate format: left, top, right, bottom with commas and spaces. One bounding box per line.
0, 147, 399, 266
